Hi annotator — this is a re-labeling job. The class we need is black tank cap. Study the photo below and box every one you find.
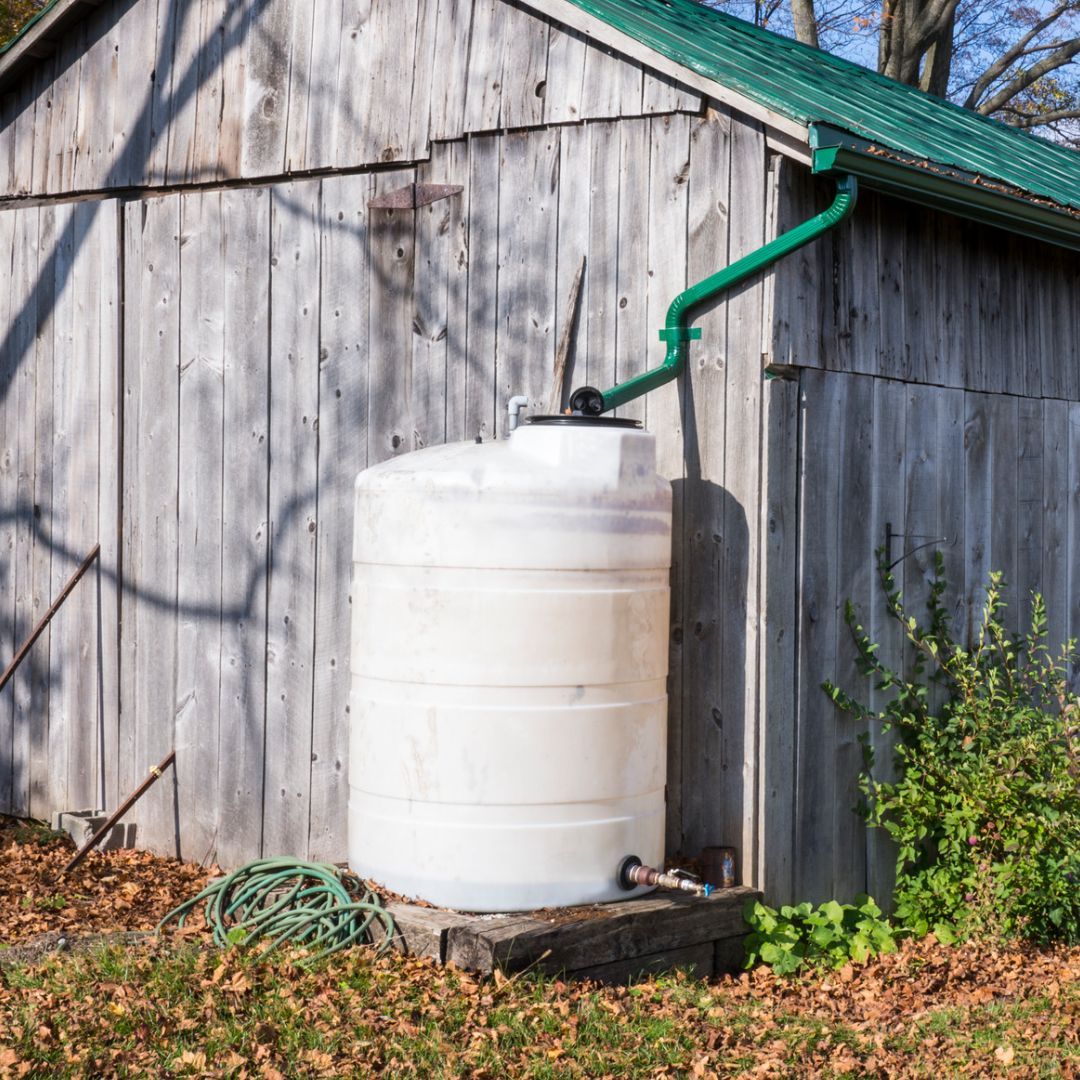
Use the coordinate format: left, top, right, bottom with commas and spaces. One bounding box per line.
523, 415, 643, 429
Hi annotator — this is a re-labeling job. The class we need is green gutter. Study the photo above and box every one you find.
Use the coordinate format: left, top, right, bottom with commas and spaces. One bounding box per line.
568, 174, 859, 416
811, 129, 1080, 253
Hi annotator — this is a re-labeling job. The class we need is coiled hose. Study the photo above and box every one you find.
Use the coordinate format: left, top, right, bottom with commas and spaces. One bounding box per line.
157, 858, 396, 963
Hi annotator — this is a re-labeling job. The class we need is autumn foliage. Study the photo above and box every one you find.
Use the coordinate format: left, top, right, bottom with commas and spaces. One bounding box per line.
0, 1, 43, 49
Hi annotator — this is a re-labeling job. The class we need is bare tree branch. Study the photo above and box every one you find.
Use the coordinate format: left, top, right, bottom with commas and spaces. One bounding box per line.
964, 1, 1077, 108
976, 37, 1080, 115
1003, 105, 1080, 125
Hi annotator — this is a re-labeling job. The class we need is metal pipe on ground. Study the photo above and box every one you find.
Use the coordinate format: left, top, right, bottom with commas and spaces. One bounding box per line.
0, 543, 100, 696
59, 750, 176, 876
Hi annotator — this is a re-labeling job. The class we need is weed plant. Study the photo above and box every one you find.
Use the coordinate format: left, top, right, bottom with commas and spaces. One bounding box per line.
824, 553, 1080, 946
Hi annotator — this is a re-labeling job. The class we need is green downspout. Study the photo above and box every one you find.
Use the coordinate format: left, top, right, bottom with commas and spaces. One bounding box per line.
568, 174, 859, 416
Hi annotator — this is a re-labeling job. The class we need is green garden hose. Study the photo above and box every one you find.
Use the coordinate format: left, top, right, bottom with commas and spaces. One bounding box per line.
157, 858, 396, 963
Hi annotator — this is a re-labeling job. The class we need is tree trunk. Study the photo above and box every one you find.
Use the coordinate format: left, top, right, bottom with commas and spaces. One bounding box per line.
791, 0, 820, 47
919, 10, 955, 96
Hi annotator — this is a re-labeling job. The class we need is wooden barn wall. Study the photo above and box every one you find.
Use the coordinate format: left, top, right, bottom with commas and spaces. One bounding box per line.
0, 0, 701, 201
0, 105, 796, 878
789, 367, 1080, 905
0, 199, 121, 824
770, 172, 1080, 400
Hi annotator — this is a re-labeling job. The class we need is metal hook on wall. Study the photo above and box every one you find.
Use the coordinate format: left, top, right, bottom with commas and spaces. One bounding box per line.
884, 522, 955, 571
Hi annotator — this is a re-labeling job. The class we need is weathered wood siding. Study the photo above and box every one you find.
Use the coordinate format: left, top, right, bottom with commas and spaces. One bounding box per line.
0, 105, 790, 875
789, 368, 1080, 904
0, 0, 701, 201
0, 199, 120, 822
770, 175, 1080, 400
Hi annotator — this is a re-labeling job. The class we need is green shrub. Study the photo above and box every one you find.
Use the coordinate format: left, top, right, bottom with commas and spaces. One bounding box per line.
743, 896, 898, 974
824, 553, 1080, 946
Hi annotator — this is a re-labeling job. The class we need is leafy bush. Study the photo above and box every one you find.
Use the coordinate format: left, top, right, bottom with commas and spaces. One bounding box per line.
824, 554, 1080, 946
743, 896, 897, 974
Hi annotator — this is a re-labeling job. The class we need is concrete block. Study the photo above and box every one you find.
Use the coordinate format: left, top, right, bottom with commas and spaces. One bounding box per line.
50, 810, 136, 853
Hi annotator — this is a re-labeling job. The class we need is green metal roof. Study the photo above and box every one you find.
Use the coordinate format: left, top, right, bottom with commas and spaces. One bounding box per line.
565, 0, 1080, 233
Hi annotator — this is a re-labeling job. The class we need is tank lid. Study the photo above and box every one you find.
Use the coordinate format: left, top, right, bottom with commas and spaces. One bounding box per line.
524, 415, 643, 429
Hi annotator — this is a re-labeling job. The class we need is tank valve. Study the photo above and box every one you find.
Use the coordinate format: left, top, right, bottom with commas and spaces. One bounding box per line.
617, 855, 713, 897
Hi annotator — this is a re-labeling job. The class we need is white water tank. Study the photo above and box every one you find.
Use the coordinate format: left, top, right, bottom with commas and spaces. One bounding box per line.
348, 416, 672, 912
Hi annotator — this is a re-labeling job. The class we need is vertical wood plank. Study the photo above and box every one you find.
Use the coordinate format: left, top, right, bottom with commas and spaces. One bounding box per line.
96, 201, 122, 813
988, 393, 1020, 636
429, 0, 473, 141
840, 192, 880, 376
582, 122, 619, 403
793, 367, 842, 903
262, 179, 321, 858
829, 372, 875, 901
463, 135, 500, 442
876, 202, 906, 381
408, 0, 441, 155
678, 105, 729, 854
613, 117, 652, 424
412, 158, 451, 449
721, 113, 766, 875
496, 128, 559, 431
60, 202, 104, 813
304, 0, 344, 171
147, 0, 181, 187
642, 69, 702, 114
308, 174, 369, 863
216, 0, 250, 180
0, 209, 17, 811
865, 377, 906, 906
975, 232, 1007, 395
499, 0, 550, 129
191, 0, 228, 182
1015, 397, 1044, 636
463, 0, 508, 134
282, 0, 316, 173
24, 204, 52, 816
241, 0, 292, 179
442, 140, 471, 442
1041, 399, 1069, 657
642, 112, 690, 853
47, 203, 75, 815
29, 61, 55, 197
163, 0, 204, 186
5, 209, 39, 815
581, 39, 643, 120
368, 168, 417, 461
1068, 403, 1080, 689
552, 122, 590, 409
757, 376, 799, 899
215, 185, 271, 870
121, 195, 181, 853
176, 190, 225, 863
900, 207, 933, 384
543, 20, 588, 126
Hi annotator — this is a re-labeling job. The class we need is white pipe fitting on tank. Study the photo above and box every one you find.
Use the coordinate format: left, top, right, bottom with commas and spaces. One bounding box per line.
507, 395, 530, 431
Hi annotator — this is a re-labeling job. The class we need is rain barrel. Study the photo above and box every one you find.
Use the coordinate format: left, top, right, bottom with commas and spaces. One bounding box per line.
348, 415, 672, 912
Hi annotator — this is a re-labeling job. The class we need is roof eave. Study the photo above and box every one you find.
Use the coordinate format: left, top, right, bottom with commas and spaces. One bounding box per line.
0, 0, 105, 96
813, 141, 1080, 253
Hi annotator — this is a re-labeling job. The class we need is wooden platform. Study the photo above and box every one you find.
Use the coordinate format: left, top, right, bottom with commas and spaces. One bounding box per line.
386, 887, 758, 983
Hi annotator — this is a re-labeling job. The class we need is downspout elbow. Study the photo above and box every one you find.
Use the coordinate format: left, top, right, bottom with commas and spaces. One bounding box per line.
569, 174, 858, 416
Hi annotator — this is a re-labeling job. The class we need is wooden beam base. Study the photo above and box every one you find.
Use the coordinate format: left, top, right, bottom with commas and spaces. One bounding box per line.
387, 887, 758, 983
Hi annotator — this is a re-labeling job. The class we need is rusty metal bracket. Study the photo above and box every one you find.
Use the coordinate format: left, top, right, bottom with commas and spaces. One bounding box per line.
368, 183, 464, 210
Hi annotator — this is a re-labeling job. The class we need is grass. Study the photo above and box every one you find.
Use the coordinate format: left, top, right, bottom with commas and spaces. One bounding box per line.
0, 941, 1077, 1078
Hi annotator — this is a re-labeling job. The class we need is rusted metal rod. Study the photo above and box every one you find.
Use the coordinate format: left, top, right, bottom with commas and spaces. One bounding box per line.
60, 750, 176, 876
0, 543, 101, 696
